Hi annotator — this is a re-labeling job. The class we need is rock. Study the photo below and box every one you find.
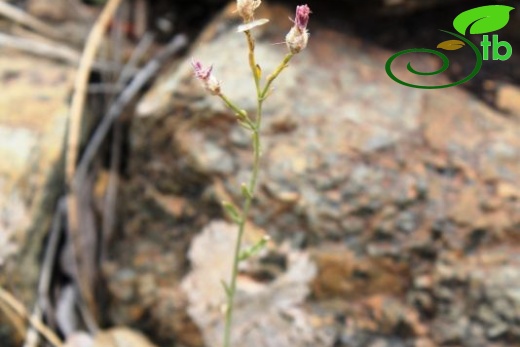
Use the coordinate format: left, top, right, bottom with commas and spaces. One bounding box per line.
430, 247, 520, 344
117, 1, 520, 346
65, 328, 159, 347
191, 140, 235, 175
181, 221, 330, 347
496, 83, 520, 118
94, 327, 158, 347
27, 0, 68, 22
0, 50, 72, 345
64, 332, 94, 347
310, 245, 409, 300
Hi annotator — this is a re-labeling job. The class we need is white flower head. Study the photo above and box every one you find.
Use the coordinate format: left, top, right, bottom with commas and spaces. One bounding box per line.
237, 0, 261, 22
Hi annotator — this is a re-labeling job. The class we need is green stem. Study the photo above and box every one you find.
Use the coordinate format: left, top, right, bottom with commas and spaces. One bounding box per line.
219, 94, 247, 119
223, 33, 293, 347
222, 130, 260, 347
245, 30, 261, 95
261, 53, 293, 99
219, 94, 255, 130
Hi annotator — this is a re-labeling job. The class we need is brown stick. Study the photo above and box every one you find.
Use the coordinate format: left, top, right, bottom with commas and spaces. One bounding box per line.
0, 2, 63, 41
66, 0, 122, 187
0, 287, 64, 347
23, 198, 66, 347
65, 0, 122, 323
73, 34, 187, 183
0, 32, 80, 64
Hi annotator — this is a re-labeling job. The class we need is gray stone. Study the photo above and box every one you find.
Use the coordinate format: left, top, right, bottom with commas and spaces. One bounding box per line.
0, 50, 71, 344
121, 2, 520, 346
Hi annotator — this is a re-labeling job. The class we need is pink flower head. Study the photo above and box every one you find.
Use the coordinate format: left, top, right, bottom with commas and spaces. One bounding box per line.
192, 59, 213, 80
191, 58, 221, 95
286, 4, 311, 54
294, 4, 311, 31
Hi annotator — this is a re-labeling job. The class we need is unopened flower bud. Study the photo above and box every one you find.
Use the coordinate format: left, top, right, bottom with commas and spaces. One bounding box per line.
295, 4, 310, 31
237, 0, 261, 22
286, 4, 311, 54
191, 59, 221, 95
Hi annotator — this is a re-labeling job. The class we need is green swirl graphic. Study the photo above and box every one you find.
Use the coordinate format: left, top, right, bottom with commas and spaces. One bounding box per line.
385, 30, 483, 89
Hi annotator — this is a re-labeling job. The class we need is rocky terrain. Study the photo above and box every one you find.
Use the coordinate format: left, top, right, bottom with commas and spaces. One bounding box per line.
106, 2, 520, 347
2, 0, 520, 346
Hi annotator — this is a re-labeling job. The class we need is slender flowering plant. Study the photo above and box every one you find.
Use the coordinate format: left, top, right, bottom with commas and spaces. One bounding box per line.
192, 2, 311, 347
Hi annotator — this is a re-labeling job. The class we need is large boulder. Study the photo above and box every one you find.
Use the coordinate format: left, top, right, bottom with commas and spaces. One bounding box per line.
109, 2, 520, 346
0, 50, 72, 345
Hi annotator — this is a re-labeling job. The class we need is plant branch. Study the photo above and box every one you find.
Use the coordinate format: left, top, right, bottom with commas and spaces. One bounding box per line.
244, 30, 261, 95
0, 2, 63, 41
219, 94, 248, 119
262, 53, 293, 99
65, 0, 123, 325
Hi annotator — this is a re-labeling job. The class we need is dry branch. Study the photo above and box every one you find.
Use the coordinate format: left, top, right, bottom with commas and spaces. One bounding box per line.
0, 32, 79, 64
0, 1, 63, 40
65, 0, 123, 326
0, 287, 64, 347
73, 34, 187, 183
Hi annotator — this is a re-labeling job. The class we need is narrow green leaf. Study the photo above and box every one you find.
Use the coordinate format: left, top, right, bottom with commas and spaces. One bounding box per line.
238, 120, 253, 131
238, 250, 249, 261
241, 183, 252, 199
260, 88, 273, 101
238, 236, 270, 261
234, 110, 248, 121
222, 201, 241, 224
453, 5, 515, 35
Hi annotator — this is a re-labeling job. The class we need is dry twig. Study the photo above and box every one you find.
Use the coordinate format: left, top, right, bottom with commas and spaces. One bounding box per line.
74, 34, 187, 183
0, 1, 63, 40
65, 0, 123, 324
66, 0, 123, 187
0, 287, 64, 347
23, 199, 66, 347
99, 32, 156, 257
0, 30, 131, 72
0, 32, 79, 64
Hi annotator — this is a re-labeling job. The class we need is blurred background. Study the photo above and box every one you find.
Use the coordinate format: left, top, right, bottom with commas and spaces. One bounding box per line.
1, 0, 520, 346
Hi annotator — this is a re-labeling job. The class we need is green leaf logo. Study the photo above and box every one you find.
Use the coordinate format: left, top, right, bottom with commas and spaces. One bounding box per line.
453, 5, 515, 35
437, 39, 465, 51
